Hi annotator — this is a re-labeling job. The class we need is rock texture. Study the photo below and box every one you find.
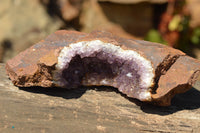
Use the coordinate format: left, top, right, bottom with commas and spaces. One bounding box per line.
1, 63, 200, 132
5, 30, 200, 106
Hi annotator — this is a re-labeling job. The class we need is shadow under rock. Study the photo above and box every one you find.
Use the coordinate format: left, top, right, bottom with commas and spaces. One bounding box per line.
19, 86, 87, 99
19, 86, 200, 116
19, 86, 120, 99
139, 88, 200, 115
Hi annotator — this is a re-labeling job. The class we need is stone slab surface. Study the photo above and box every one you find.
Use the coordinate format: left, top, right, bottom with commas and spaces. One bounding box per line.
0, 63, 200, 133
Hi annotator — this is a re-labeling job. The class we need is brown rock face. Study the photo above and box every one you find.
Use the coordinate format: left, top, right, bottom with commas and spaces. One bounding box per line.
5, 30, 200, 106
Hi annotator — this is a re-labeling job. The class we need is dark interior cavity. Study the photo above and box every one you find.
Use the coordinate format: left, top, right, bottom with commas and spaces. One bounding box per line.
62, 55, 119, 88
61, 55, 140, 92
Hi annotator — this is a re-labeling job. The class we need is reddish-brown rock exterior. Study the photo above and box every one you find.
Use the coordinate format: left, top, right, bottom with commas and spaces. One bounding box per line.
5, 30, 200, 106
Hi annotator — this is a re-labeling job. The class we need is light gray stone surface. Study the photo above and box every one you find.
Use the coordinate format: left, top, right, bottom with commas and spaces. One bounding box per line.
0, 63, 200, 133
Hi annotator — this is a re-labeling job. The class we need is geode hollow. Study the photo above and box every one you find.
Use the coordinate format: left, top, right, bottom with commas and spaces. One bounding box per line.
5, 30, 200, 106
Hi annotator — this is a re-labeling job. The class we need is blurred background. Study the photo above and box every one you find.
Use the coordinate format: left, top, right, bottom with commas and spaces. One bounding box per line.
1, 0, 200, 62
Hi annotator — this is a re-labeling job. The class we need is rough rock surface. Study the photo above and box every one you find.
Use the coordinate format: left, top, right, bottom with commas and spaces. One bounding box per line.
5, 30, 200, 106
1, 63, 200, 132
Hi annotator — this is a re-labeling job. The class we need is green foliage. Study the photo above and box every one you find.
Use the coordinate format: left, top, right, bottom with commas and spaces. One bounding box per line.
144, 29, 167, 45
191, 27, 200, 45
168, 15, 181, 31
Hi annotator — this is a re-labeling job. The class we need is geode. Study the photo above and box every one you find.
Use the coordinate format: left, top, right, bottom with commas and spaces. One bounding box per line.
5, 30, 200, 106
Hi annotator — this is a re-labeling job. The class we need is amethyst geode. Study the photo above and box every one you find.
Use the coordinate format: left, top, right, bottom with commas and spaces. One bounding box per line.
54, 40, 154, 101
5, 30, 200, 106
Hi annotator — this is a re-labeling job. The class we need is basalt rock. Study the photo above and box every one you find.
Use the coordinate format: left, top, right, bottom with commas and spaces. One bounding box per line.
5, 30, 200, 106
